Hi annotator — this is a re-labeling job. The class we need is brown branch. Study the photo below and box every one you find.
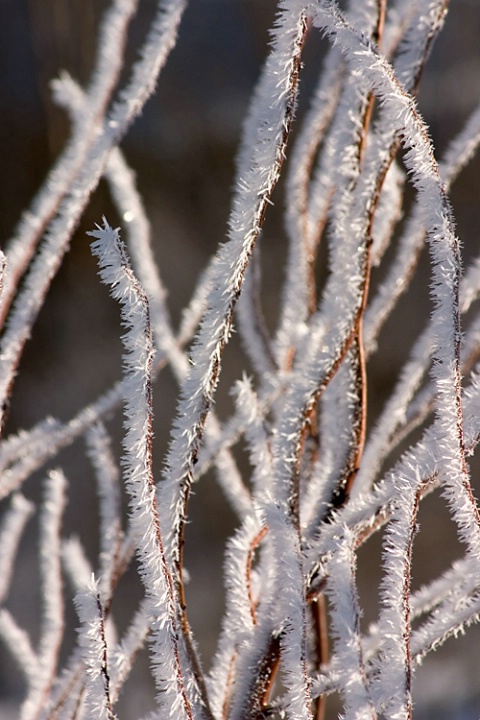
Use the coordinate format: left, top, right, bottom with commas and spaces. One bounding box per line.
328, 0, 450, 513
247, 526, 269, 626
298, 0, 390, 527
138, 301, 198, 720
311, 595, 329, 720
222, 655, 238, 720
249, 633, 283, 720
95, 590, 115, 720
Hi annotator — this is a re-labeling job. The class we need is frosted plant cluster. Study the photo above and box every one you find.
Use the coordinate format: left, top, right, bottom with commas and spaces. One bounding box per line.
1, 0, 480, 718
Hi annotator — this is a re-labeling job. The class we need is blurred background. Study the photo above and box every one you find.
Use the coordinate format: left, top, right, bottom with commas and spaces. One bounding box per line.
0, 0, 480, 717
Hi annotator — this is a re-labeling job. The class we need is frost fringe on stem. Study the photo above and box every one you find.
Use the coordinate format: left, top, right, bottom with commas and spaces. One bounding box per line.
88, 219, 198, 720
1, 0, 480, 719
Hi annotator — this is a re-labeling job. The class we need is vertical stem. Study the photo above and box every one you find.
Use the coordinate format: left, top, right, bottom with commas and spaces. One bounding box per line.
311, 595, 329, 720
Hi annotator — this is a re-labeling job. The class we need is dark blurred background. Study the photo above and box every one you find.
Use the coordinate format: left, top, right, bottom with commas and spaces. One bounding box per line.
0, 0, 480, 717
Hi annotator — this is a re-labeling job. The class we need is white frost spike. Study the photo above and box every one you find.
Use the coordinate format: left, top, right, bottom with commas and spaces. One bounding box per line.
74, 575, 116, 720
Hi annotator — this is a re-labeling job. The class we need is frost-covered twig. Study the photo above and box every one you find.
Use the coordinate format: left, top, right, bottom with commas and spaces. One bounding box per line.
74, 577, 115, 720
0, 0, 187, 429
88, 218, 201, 719
0, 494, 34, 603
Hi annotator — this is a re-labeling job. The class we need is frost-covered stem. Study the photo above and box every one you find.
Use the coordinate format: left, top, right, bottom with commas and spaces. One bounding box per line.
354, 328, 434, 496
365, 98, 480, 352
236, 253, 277, 377
306, 364, 480, 603
381, 0, 423, 60
276, 0, 399, 530
357, 0, 387, 162
105, 150, 186, 368
86, 424, 123, 605
343, 340, 367, 502
0, 494, 33, 603
324, 0, 387, 511
393, 335, 480, 460
313, 412, 480, 594
234, 5, 311, 377
313, 0, 480, 557
1, 0, 139, 328
276, 163, 376, 529
396, 0, 450, 96
401, 492, 420, 716
2, 475, 68, 720
89, 219, 198, 720
36, 650, 82, 720
277, 314, 366, 532
325, 529, 376, 720
0, 610, 39, 682
355, 0, 453, 360
245, 525, 269, 625
211, 523, 267, 720
208, 379, 276, 718
373, 484, 420, 719
410, 582, 480, 665
104, 139, 252, 520
0, 0, 187, 432
228, 376, 313, 718
264, 501, 313, 720
276, 50, 343, 363
311, 594, 329, 720
222, 657, 236, 720
195, 379, 284, 482
363, 552, 480, 667
74, 578, 115, 720
0, 285, 204, 502
25, 470, 67, 720
358, 248, 480, 495
62, 537, 94, 596
160, 4, 308, 595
